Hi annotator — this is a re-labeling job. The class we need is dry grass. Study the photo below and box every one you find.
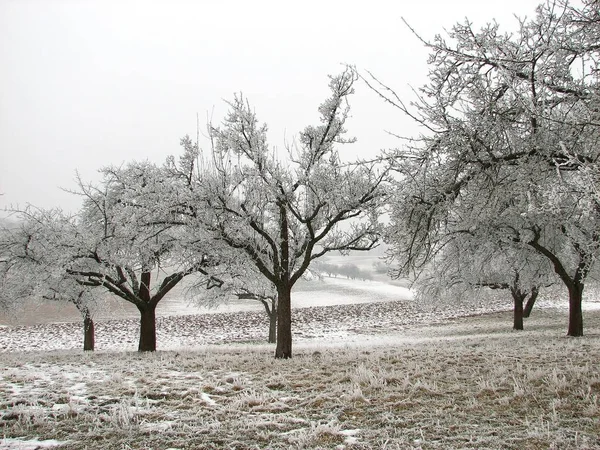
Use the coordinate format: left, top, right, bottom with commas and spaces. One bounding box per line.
1, 309, 599, 449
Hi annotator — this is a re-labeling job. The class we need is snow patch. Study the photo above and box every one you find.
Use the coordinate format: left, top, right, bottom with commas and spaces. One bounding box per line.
0, 438, 68, 449
140, 421, 177, 432
200, 392, 217, 405
339, 428, 361, 445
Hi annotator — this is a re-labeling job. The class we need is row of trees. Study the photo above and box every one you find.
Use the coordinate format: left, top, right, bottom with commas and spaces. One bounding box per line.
313, 261, 374, 280
2, 0, 598, 356
1, 69, 388, 358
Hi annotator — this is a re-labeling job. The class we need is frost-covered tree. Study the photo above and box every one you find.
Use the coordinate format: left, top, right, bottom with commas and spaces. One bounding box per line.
370, 0, 600, 336
186, 252, 279, 343
65, 164, 225, 352
44, 282, 99, 351
415, 230, 555, 330
0, 208, 100, 350
172, 69, 388, 358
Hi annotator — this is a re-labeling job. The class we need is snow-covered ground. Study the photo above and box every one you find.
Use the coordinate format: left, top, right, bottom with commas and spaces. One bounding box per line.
1, 274, 599, 353
0, 275, 514, 353
0, 276, 411, 327
1, 308, 599, 449
1, 274, 600, 449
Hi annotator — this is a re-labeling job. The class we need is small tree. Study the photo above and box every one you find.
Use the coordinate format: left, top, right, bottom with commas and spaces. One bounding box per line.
415, 234, 554, 330
187, 255, 279, 343
65, 163, 224, 352
0, 208, 100, 350
240, 292, 278, 344
44, 283, 98, 351
173, 69, 388, 358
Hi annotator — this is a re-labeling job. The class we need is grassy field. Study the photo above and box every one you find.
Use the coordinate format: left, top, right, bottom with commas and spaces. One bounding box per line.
1, 309, 599, 449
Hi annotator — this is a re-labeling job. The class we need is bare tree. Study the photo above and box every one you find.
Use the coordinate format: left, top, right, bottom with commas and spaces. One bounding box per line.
171, 69, 389, 358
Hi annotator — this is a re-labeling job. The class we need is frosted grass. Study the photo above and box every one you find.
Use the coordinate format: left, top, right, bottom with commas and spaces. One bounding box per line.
1, 308, 599, 449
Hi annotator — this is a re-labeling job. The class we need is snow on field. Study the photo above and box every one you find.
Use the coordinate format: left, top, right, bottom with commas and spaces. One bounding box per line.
2, 272, 599, 353
1, 269, 599, 449
0, 274, 411, 328
0, 309, 599, 449
1, 249, 600, 449
0, 438, 67, 450
0, 283, 504, 354
292, 277, 412, 308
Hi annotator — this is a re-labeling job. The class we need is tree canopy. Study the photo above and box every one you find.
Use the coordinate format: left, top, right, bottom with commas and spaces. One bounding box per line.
374, 0, 600, 336
166, 68, 389, 358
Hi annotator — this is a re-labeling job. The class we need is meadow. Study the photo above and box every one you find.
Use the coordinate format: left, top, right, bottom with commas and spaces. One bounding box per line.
1, 299, 599, 449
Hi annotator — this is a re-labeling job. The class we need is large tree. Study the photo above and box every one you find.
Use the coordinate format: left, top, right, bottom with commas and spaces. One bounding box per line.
1, 164, 224, 352
170, 69, 389, 358
370, 0, 600, 336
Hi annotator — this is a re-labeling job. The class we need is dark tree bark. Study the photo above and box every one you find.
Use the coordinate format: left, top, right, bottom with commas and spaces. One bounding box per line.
137, 270, 157, 352
567, 282, 584, 337
481, 279, 528, 330
83, 313, 95, 351
138, 305, 157, 352
268, 308, 277, 344
523, 286, 539, 318
275, 202, 293, 359
275, 283, 292, 358
527, 227, 589, 337
72, 294, 95, 351
511, 289, 525, 331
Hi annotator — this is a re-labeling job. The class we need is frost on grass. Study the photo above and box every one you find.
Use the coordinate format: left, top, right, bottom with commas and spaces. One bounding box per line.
0, 309, 599, 449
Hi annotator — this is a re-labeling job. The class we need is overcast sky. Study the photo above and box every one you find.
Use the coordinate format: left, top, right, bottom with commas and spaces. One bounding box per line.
1, 0, 545, 213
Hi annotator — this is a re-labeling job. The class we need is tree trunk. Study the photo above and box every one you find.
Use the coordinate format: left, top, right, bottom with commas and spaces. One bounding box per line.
268, 308, 277, 344
83, 314, 95, 351
259, 297, 277, 343
138, 305, 157, 352
567, 283, 584, 337
523, 287, 538, 318
275, 284, 292, 358
512, 294, 524, 331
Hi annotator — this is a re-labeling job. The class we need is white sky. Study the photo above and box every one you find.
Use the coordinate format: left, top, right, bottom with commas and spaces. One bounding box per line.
0, 0, 544, 213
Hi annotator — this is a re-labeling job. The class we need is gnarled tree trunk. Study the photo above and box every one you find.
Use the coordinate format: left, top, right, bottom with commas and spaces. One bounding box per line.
137, 270, 157, 351
275, 284, 292, 358
527, 231, 588, 337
